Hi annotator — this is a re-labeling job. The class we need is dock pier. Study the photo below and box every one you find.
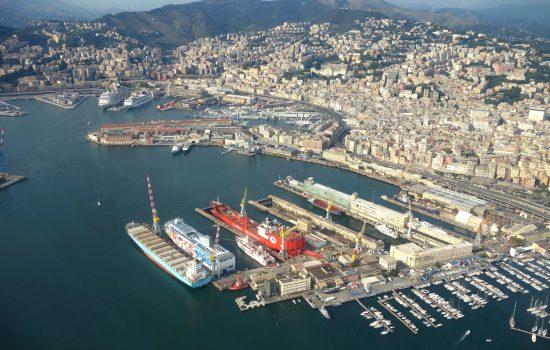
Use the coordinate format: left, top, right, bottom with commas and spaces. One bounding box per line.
377, 298, 418, 334
413, 287, 460, 320
392, 290, 438, 327
355, 298, 393, 334
510, 326, 550, 341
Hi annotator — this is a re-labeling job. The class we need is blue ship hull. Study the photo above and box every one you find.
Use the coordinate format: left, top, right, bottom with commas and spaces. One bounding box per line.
128, 233, 212, 288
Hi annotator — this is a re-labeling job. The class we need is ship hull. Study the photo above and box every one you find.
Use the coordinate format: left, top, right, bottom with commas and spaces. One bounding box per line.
307, 197, 343, 215
127, 228, 211, 288
375, 224, 399, 239
209, 202, 304, 256
236, 236, 274, 266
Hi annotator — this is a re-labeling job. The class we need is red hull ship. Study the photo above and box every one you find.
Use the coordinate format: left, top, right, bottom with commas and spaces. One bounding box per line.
209, 200, 304, 257
157, 100, 177, 111
307, 197, 343, 215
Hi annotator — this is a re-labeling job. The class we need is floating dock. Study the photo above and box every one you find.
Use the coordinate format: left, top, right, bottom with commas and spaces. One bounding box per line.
510, 326, 550, 341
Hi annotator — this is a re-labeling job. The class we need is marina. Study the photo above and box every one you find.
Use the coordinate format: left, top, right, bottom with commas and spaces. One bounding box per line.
355, 299, 394, 335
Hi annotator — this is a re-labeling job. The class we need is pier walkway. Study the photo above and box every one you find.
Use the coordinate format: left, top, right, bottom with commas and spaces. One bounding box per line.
377, 298, 418, 334
392, 291, 438, 327
510, 326, 550, 341
355, 298, 393, 334
413, 287, 460, 320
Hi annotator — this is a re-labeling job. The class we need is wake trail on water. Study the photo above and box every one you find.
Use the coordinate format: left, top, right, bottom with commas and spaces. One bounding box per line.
454, 331, 470, 347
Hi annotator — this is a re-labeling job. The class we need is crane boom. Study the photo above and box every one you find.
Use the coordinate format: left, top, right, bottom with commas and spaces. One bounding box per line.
240, 188, 247, 216
146, 175, 161, 234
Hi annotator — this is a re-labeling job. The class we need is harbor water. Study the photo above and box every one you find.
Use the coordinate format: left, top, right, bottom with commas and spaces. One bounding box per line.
0, 98, 547, 349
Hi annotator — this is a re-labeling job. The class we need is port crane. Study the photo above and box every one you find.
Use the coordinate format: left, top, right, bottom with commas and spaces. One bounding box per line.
353, 221, 366, 255
146, 175, 161, 235
279, 225, 297, 259
240, 188, 247, 217
325, 198, 334, 222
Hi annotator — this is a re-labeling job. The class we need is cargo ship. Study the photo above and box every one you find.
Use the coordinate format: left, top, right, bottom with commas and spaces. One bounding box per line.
209, 200, 304, 257
125, 222, 212, 288
157, 100, 177, 111
236, 235, 275, 266
307, 197, 343, 215
164, 218, 235, 275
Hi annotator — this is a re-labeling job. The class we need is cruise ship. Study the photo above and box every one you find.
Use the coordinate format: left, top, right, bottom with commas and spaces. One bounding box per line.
236, 235, 275, 266
375, 223, 399, 239
124, 90, 153, 109
164, 218, 236, 276
98, 86, 129, 108
125, 222, 212, 288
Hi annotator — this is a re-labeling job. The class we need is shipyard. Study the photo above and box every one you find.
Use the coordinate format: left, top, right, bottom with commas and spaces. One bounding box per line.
121, 164, 549, 341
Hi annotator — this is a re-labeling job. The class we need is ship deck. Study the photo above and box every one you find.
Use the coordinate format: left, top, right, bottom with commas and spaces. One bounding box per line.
127, 224, 194, 277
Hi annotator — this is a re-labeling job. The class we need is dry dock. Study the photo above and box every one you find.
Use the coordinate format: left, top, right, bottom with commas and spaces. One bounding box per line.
381, 196, 476, 234
249, 195, 381, 251
274, 179, 406, 235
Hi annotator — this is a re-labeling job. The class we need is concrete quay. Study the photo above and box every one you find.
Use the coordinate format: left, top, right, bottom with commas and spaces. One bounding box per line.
0, 174, 27, 190
35, 95, 87, 110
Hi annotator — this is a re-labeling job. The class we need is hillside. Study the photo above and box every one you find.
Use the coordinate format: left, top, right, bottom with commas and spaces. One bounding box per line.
100, 0, 381, 48
99, 0, 550, 49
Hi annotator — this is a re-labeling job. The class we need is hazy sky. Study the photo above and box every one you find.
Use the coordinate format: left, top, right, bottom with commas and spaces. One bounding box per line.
66, 0, 548, 11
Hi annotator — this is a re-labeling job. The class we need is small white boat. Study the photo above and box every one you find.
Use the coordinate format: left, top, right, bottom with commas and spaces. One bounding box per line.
531, 333, 536, 343
486, 339, 492, 343
171, 144, 182, 155
319, 306, 330, 319
97, 196, 101, 206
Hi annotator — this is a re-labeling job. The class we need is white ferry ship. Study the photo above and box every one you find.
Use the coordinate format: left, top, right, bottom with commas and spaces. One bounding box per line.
236, 235, 275, 266
375, 223, 399, 239
98, 86, 129, 108
124, 90, 153, 109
